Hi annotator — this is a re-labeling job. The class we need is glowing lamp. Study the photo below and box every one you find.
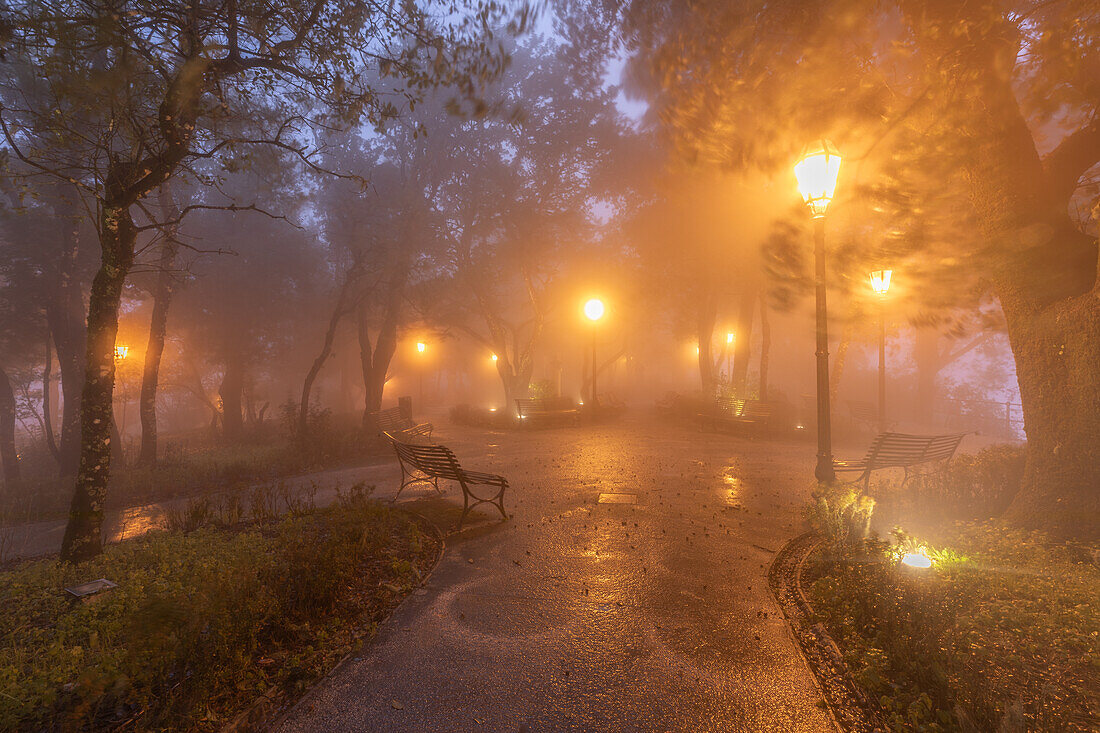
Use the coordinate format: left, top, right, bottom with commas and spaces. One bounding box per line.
869, 269, 892, 296
726, 332, 735, 344
584, 298, 605, 322
114, 345, 129, 360
793, 140, 842, 218
416, 342, 426, 354
491, 353, 498, 362
901, 550, 932, 569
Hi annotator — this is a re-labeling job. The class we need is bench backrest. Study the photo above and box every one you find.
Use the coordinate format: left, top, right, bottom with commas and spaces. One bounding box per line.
740, 400, 773, 419
390, 438, 463, 480
376, 406, 413, 432
716, 396, 745, 416
865, 432, 966, 468
515, 397, 544, 416
516, 397, 576, 414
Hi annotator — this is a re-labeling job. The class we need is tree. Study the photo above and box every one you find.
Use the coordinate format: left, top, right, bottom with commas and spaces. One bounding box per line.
1, 0, 513, 561
620, 0, 1100, 537
433, 39, 625, 409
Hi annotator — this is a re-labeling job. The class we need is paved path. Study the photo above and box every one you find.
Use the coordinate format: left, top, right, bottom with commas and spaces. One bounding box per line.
279, 416, 836, 732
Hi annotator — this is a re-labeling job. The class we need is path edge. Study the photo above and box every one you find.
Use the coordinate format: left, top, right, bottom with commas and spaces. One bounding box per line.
767, 531, 885, 733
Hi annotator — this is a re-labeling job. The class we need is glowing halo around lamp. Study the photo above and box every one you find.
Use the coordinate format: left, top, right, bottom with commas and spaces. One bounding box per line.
113, 345, 129, 360
416, 342, 426, 354
793, 139, 843, 218
869, 269, 893, 295
583, 298, 605, 322
901, 550, 933, 569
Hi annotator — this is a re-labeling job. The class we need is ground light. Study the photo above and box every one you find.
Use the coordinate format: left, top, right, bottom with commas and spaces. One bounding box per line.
901, 549, 933, 569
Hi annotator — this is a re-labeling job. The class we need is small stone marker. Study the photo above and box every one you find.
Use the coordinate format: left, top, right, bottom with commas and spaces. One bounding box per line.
64, 578, 117, 599
597, 493, 637, 504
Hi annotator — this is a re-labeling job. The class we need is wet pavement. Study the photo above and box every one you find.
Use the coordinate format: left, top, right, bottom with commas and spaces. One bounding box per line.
276, 415, 836, 732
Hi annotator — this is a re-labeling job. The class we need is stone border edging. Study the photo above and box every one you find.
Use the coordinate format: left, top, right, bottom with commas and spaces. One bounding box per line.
224, 507, 447, 732
767, 532, 886, 733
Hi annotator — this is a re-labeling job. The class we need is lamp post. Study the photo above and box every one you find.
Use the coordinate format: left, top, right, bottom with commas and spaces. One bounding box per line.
725, 331, 734, 382
869, 270, 892, 431
583, 298, 605, 409
416, 341, 426, 406
794, 140, 843, 483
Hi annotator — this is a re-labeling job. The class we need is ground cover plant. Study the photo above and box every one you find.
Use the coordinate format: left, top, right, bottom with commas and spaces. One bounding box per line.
805, 447, 1099, 731
0, 489, 439, 731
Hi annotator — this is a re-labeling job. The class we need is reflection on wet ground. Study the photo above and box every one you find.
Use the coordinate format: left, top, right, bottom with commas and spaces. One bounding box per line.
276, 414, 836, 732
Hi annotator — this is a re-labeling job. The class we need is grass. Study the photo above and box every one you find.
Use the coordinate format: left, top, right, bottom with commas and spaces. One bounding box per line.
806, 524, 1100, 731
0, 491, 439, 731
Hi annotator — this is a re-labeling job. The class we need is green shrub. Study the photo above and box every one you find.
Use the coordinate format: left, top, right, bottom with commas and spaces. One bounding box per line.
0, 501, 435, 731
807, 482, 876, 546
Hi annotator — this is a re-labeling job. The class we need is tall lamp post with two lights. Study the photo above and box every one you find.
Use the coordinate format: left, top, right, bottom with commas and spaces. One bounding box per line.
793, 140, 843, 483
869, 269, 892, 431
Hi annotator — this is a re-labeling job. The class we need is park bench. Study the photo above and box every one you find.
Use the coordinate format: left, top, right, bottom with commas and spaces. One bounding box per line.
515, 397, 580, 426
833, 431, 967, 491
385, 433, 508, 528
595, 392, 627, 413
700, 397, 775, 434
372, 405, 433, 440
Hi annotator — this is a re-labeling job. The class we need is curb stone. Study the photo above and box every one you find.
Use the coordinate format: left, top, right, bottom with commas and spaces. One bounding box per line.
768, 532, 886, 733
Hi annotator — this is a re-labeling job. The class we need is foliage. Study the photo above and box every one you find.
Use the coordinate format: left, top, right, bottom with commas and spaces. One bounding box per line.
871, 444, 1027, 529
809, 524, 1100, 731
0, 500, 437, 731
806, 482, 875, 546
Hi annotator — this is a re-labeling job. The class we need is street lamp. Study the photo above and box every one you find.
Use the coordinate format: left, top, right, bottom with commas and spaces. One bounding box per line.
869, 269, 892, 431
794, 140, 843, 483
725, 331, 735, 382
584, 298, 604, 408
415, 341, 426, 405
114, 345, 129, 361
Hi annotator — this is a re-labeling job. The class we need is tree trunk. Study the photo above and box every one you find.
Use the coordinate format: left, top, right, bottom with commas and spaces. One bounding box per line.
730, 283, 758, 397
1000, 285, 1100, 539
220, 349, 245, 442
42, 333, 60, 461
301, 266, 361, 437
137, 185, 180, 467
758, 290, 771, 401
60, 204, 135, 563
0, 365, 20, 484
830, 320, 853, 404
45, 207, 87, 476
358, 297, 400, 430
696, 293, 718, 394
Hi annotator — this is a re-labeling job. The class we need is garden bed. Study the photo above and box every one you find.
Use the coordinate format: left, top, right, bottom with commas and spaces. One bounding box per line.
0, 492, 441, 731
805, 523, 1099, 731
